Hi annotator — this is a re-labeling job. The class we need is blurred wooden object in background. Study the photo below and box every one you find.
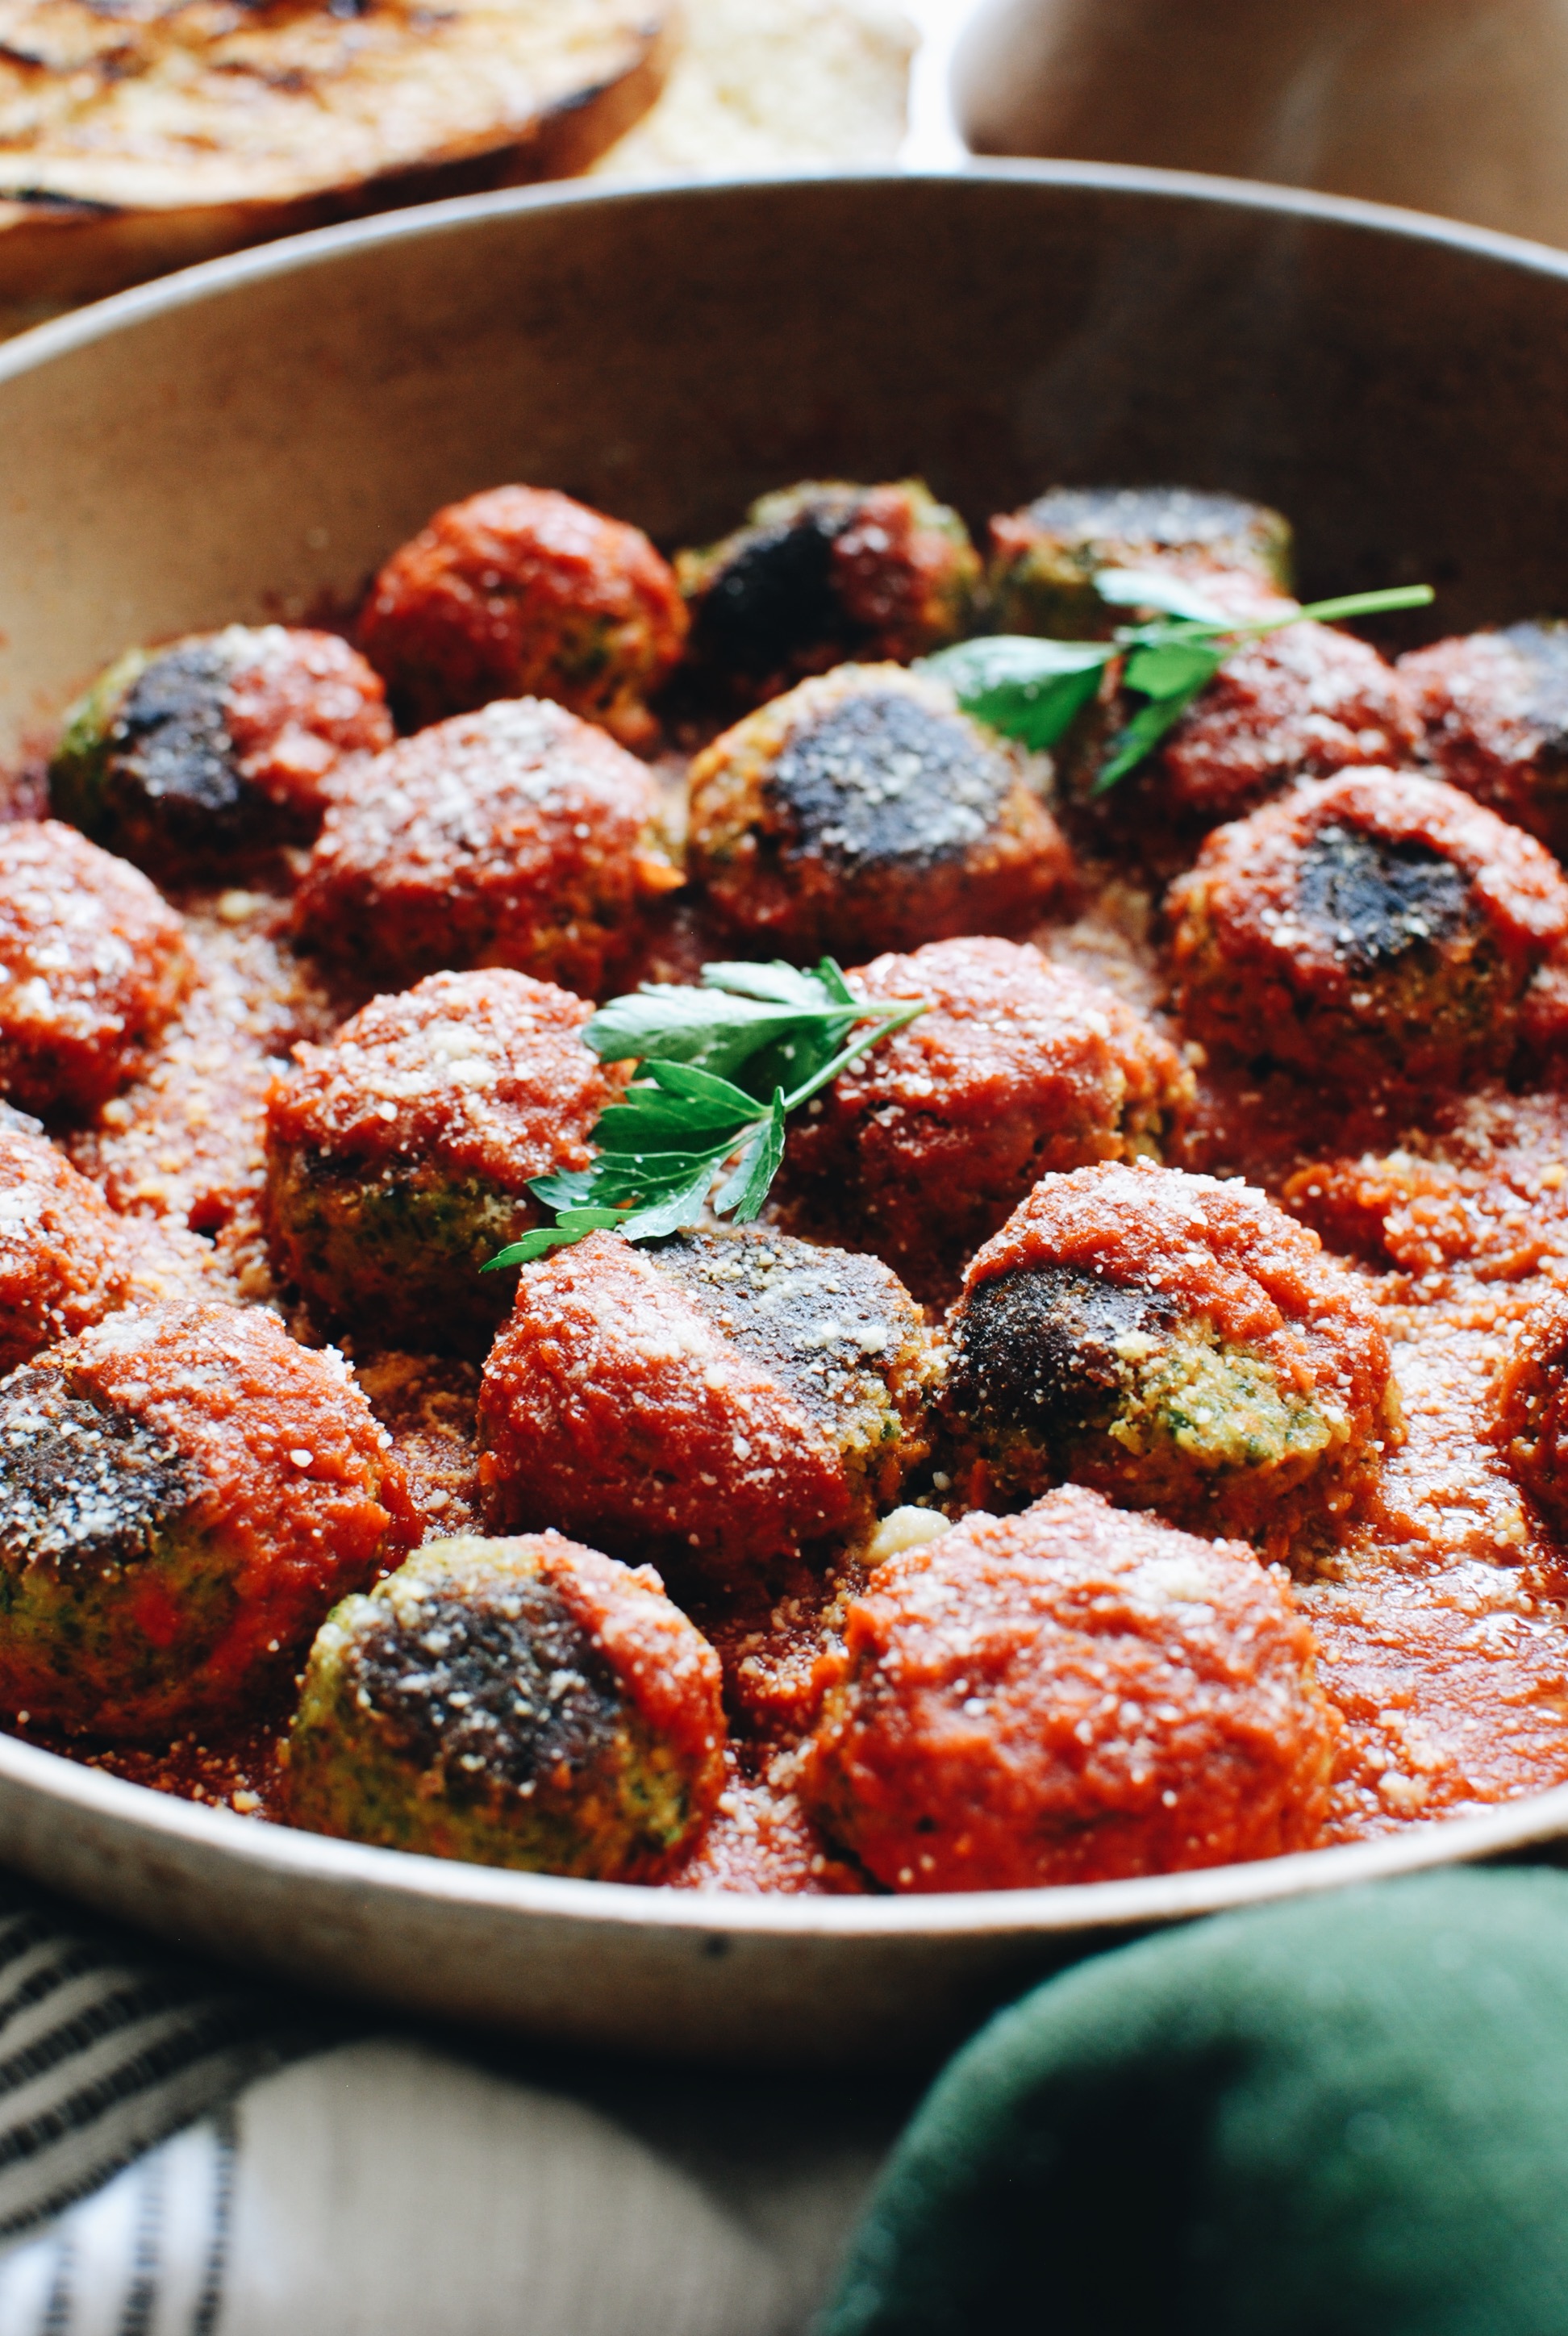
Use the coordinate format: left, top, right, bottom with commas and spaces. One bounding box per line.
0, 0, 677, 337
589, 0, 914, 178
954, 0, 1568, 246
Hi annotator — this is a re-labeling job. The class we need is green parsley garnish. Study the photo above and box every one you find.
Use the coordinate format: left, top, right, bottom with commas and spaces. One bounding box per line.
920, 570, 1436, 791
484, 960, 927, 1270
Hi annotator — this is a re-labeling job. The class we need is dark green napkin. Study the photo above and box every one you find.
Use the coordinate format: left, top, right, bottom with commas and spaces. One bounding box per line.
824, 1869, 1568, 2335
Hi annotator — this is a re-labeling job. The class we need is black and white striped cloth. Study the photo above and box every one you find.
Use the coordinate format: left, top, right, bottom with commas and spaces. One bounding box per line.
0, 1879, 899, 2336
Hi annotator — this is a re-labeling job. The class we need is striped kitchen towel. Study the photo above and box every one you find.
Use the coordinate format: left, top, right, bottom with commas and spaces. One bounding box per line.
0, 1879, 896, 2336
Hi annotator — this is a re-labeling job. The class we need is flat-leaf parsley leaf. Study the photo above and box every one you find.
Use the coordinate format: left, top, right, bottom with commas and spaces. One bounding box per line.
483, 959, 926, 1269
920, 575, 1435, 790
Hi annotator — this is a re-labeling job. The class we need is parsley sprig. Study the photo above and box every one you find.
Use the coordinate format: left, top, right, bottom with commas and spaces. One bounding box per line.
920, 570, 1435, 792
485, 961, 927, 1270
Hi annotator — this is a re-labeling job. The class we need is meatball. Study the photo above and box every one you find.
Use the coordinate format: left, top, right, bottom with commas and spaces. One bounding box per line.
987, 485, 1293, 640
775, 936, 1193, 1302
0, 1300, 420, 1741
686, 663, 1070, 961
264, 969, 619, 1353
1493, 1292, 1568, 1528
0, 820, 190, 1118
357, 485, 687, 749
285, 1531, 726, 1879
677, 478, 981, 701
0, 1118, 211, 1374
1064, 621, 1420, 838
803, 1484, 1337, 1891
478, 1226, 936, 1575
292, 697, 680, 993
1399, 623, 1568, 858
1168, 769, 1568, 1091
48, 627, 392, 879
941, 1159, 1399, 1552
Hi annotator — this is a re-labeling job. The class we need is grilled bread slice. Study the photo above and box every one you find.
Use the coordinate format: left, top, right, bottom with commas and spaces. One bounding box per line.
0, 0, 675, 325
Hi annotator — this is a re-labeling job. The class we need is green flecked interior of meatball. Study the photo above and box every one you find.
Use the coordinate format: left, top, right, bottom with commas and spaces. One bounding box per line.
946, 1264, 1345, 1529
286, 1548, 702, 1877
265, 1147, 529, 1355
48, 648, 151, 838
0, 1369, 239, 1722
652, 1229, 934, 1515
990, 486, 1293, 639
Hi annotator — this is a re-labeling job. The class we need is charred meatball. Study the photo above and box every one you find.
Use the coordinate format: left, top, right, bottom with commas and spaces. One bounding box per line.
285, 1531, 725, 1878
1169, 769, 1568, 1091
775, 936, 1193, 1302
0, 1119, 211, 1374
988, 485, 1293, 640
264, 969, 619, 1353
803, 1484, 1336, 1890
1493, 1292, 1568, 1529
478, 1226, 935, 1576
686, 663, 1070, 961
1399, 623, 1568, 858
357, 486, 687, 749
0, 821, 190, 1118
48, 627, 391, 879
677, 478, 981, 702
942, 1160, 1399, 1553
0, 1300, 420, 1740
292, 698, 679, 993
1065, 621, 1420, 841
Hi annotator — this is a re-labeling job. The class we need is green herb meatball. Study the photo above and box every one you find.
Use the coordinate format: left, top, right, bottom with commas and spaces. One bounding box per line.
686, 662, 1071, 961
0, 1299, 421, 1741
357, 486, 688, 750
774, 935, 1193, 1302
803, 1485, 1337, 1891
285, 1531, 727, 1879
264, 968, 619, 1354
988, 484, 1293, 640
1061, 619, 1421, 847
677, 478, 982, 703
49, 626, 392, 879
0, 820, 190, 1119
291, 697, 681, 995
1168, 768, 1568, 1091
478, 1226, 936, 1576
1492, 1291, 1568, 1529
1399, 622, 1568, 859
940, 1160, 1399, 1555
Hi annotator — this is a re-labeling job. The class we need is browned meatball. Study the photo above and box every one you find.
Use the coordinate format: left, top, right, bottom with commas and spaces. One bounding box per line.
1065, 620, 1421, 843
941, 1159, 1399, 1553
1399, 623, 1568, 858
677, 478, 981, 703
0, 821, 190, 1117
357, 485, 688, 749
1168, 769, 1568, 1091
0, 1117, 212, 1373
0, 1299, 421, 1741
988, 484, 1293, 640
803, 1485, 1337, 1891
775, 935, 1193, 1302
292, 698, 680, 993
49, 626, 392, 879
686, 663, 1071, 961
264, 968, 619, 1352
286, 1530, 726, 1879
478, 1226, 936, 1577
1493, 1291, 1568, 1528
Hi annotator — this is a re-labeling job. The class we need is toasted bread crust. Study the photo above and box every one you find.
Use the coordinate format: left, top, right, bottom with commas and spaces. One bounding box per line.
0, 0, 675, 311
